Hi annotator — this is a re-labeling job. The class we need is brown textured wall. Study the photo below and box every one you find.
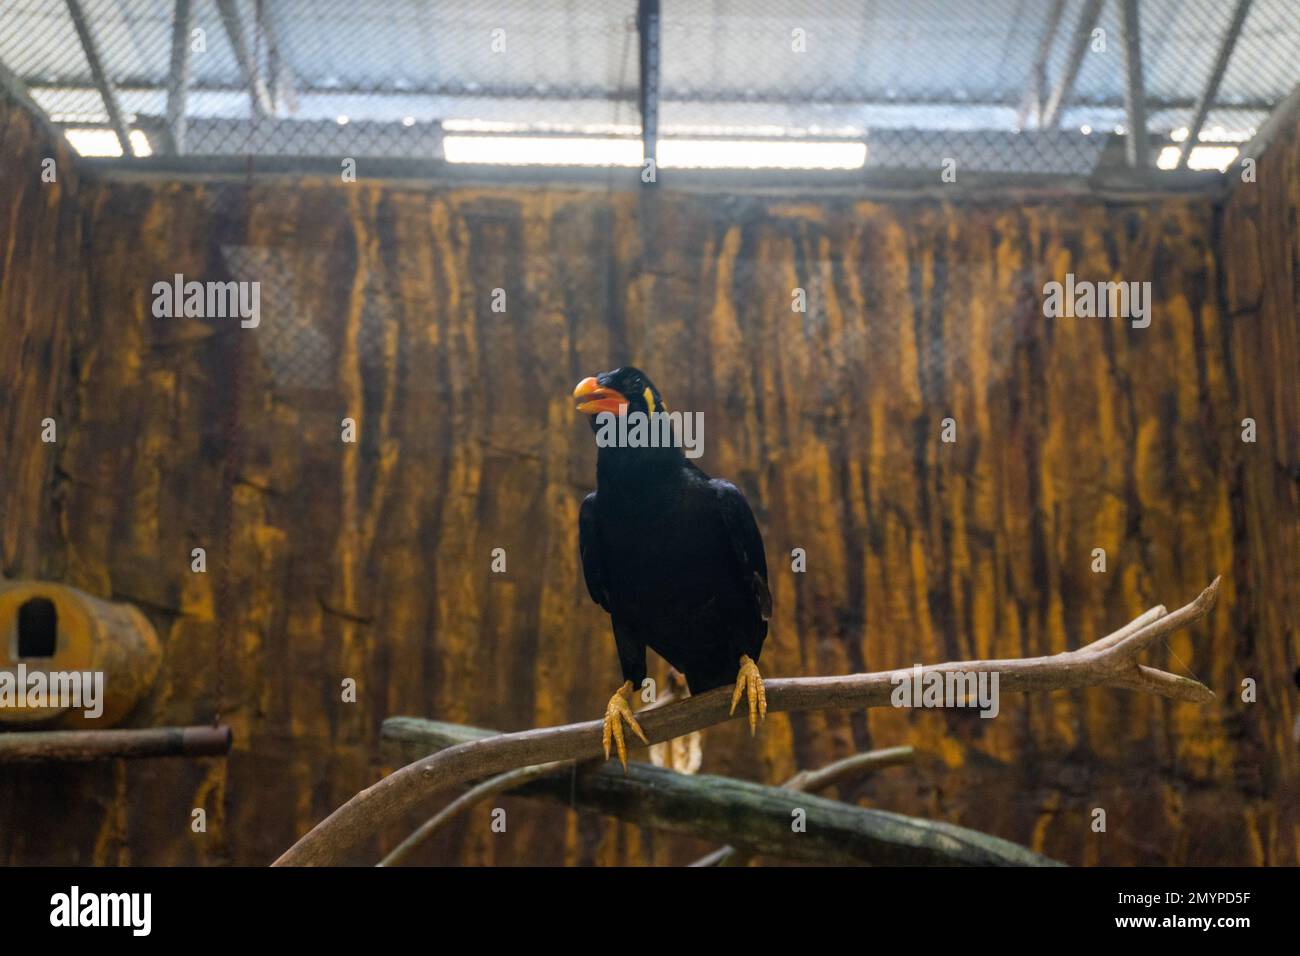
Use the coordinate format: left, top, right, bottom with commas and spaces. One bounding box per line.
0, 100, 1295, 865
0, 98, 82, 580
1220, 113, 1300, 861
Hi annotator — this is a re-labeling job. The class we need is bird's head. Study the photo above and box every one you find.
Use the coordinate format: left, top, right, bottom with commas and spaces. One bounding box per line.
572, 367, 666, 430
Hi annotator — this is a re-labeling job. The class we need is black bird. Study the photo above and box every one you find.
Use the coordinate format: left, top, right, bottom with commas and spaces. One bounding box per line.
573, 367, 772, 769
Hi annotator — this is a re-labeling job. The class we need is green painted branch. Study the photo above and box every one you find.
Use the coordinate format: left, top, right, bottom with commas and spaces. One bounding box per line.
273, 578, 1219, 866
380, 720, 1046, 866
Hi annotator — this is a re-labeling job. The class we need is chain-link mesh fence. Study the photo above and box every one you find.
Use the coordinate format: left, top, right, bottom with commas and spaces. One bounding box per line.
2, 0, 1297, 173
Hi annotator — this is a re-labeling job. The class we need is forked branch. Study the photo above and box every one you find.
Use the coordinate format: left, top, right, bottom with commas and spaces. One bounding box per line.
379, 724, 1034, 865
691, 745, 916, 867
273, 578, 1219, 866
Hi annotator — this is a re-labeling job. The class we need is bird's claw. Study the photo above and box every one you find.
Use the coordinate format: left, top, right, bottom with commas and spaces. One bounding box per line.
602, 680, 648, 772
730, 654, 767, 735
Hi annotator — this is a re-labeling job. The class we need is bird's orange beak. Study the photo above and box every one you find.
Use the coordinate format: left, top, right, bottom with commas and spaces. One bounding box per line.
573, 377, 628, 416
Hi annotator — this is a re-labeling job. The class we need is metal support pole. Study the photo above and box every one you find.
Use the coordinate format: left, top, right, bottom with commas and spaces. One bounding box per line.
216, 0, 273, 117
1041, 0, 1105, 129
1176, 0, 1252, 169
1120, 0, 1149, 167
65, 0, 134, 156
166, 0, 193, 154
637, 0, 661, 178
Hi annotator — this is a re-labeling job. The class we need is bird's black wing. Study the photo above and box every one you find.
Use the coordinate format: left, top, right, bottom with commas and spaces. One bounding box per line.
578, 492, 611, 611
709, 478, 772, 620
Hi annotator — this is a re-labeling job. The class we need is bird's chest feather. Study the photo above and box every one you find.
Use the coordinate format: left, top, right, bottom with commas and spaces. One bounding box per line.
596, 486, 725, 612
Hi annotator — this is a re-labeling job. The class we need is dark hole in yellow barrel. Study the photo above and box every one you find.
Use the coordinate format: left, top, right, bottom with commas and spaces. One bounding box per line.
16, 597, 57, 658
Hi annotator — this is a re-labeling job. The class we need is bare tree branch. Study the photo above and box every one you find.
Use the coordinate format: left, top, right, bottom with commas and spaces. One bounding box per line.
691, 745, 915, 867
273, 578, 1219, 866
380, 722, 1048, 866
377, 759, 573, 867
0, 725, 232, 762
783, 745, 916, 792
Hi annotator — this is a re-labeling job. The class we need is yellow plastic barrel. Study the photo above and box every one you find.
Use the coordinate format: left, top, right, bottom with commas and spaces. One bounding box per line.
0, 580, 161, 728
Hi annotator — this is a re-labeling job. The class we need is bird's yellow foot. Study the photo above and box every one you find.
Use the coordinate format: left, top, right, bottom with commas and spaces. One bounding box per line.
602, 680, 648, 772
730, 654, 767, 735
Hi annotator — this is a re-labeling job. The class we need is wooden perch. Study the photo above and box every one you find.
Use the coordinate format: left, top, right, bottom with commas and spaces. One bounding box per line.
692, 745, 915, 867
378, 757, 573, 866
274, 578, 1219, 866
783, 746, 915, 793
380, 720, 1050, 865
0, 725, 232, 762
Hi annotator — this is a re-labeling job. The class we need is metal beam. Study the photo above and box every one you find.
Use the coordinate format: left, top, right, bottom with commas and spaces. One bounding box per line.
257, 1, 298, 115
20, 77, 1282, 116
1017, 0, 1066, 129
1176, 0, 1253, 169
1041, 0, 1105, 129
636, 0, 661, 176
216, 0, 273, 117
81, 151, 1226, 202
166, 0, 193, 155
64, 0, 134, 157
1120, 0, 1149, 167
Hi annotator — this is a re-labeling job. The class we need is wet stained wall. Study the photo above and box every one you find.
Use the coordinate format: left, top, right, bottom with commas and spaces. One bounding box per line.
1, 94, 1296, 865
